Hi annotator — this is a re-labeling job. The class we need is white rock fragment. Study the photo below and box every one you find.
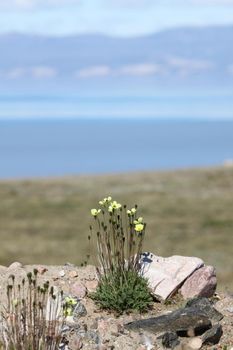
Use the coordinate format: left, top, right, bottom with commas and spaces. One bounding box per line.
140, 253, 204, 300
59, 270, 66, 277
226, 306, 233, 313
141, 334, 154, 350
46, 286, 62, 321
8, 262, 23, 269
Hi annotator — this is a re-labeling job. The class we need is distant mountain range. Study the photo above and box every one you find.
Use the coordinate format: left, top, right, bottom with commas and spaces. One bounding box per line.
0, 26, 233, 93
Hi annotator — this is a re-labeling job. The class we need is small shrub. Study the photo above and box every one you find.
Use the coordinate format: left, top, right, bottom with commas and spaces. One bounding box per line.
92, 270, 152, 313
89, 196, 152, 313
1, 269, 66, 350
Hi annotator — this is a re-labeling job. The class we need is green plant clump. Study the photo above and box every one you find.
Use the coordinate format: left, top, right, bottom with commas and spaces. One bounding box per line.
89, 196, 152, 313
92, 270, 152, 313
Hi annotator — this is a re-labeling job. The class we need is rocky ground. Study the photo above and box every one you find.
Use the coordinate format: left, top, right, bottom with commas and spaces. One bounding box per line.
0, 262, 233, 350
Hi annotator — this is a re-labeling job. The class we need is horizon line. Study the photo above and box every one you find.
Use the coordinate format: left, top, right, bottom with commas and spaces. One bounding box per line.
1, 23, 233, 39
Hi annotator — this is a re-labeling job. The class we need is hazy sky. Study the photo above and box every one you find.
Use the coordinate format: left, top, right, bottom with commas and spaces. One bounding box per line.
0, 0, 233, 36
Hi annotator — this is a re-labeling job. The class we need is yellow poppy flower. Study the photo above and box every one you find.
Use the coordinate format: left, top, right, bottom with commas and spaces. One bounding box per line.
99, 196, 112, 206
135, 223, 144, 232
91, 209, 101, 216
64, 296, 77, 305
108, 200, 121, 212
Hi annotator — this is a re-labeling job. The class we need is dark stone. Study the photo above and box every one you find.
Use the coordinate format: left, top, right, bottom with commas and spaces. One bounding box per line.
58, 337, 69, 350
201, 324, 223, 345
86, 330, 100, 344
185, 297, 223, 322
73, 302, 87, 321
125, 307, 211, 335
125, 297, 224, 337
157, 332, 180, 349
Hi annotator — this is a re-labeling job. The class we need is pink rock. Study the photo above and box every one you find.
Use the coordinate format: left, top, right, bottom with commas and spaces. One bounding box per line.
85, 280, 98, 293
70, 282, 87, 298
69, 337, 83, 350
180, 265, 217, 299
98, 318, 108, 334
37, 266, 48, 275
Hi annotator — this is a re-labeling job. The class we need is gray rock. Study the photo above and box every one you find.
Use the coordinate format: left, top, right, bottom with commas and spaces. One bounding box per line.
125, 297, 223, 339
157, 332, 180, 349
181, 266, 217, 299
185, 297, 223, 322
77, 328, 87, 338
58, 338, 69, 350
201, 324, 223, 345
125, 307, 211, 335
86, 330, 100, 344
73, 302, 87, 321
226, 306, 233, 313
61, 323, 81, 336
61, 325, 70, 334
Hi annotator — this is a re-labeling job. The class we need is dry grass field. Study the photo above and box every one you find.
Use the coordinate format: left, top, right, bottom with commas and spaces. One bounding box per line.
0, 166, 233, 290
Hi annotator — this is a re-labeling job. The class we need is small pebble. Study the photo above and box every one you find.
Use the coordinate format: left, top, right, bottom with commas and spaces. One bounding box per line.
187, 337, 202, 350
37, 266, 48, 275
85, 280, 98, 293
59, 270, 66, 277
141, 334, 154, 350
65, 315, 77, 325
70, 282, 87, 298
61, 325, 70, 333
86, 330, 100, 344
68, 270, 78, 278
226, 306, 233, 313
69, 337, 83, 350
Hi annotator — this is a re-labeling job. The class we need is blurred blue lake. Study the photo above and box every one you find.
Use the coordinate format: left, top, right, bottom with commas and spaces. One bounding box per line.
0, 93, 233, 178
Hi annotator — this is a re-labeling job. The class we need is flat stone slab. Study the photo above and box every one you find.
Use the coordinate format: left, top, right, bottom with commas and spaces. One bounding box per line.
125, 297, 223, 337
125, 309, 211, 335
140, 252, 204, 300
